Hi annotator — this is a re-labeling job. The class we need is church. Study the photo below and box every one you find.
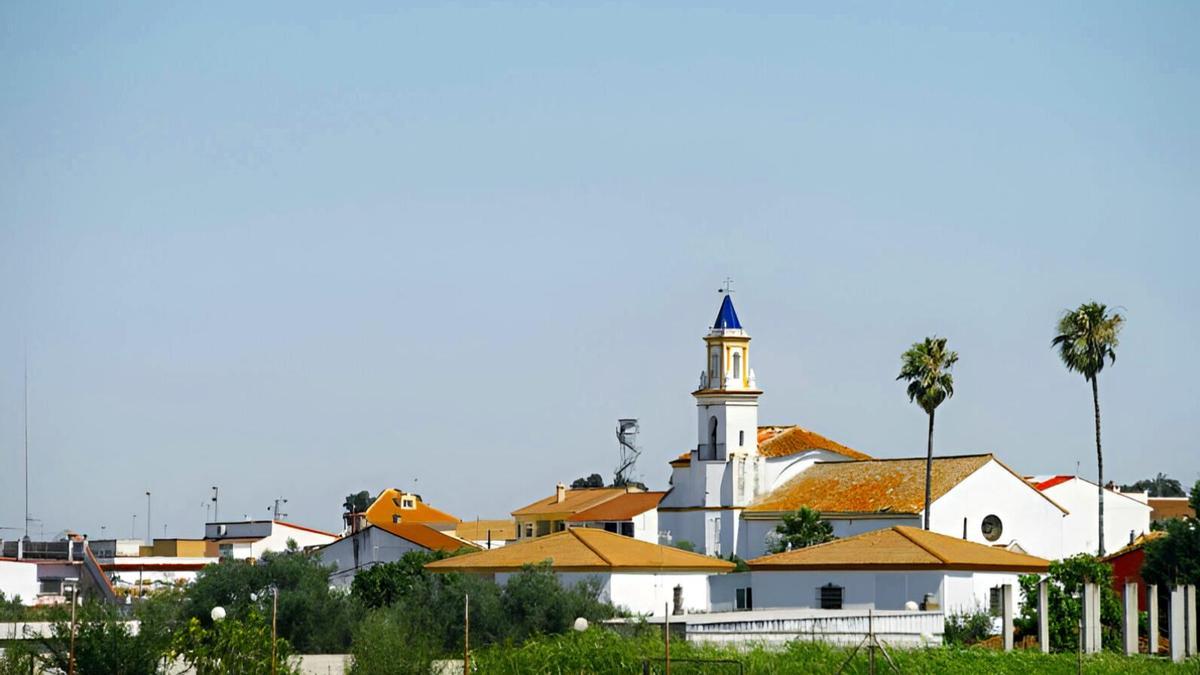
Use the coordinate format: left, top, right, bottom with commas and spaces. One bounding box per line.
657, 293, 1076, 562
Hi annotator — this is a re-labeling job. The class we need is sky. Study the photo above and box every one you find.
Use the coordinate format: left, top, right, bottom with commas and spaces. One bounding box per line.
1, 2, 1197, 540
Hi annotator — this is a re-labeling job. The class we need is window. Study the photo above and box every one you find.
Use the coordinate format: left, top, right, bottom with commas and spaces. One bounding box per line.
707, 416, 719, 460
731, 351, 742, 379
603, 522, 618, 533
710, 351, 720, 382
989, 586, 1003, 617
619, 522, 634, 537
819, 584, 844, 610
736, 587, 754, 611
219, 544, 233, 558
400, 496, 416, 509
39, 579, 63, 595
739, 430, 744, 447
523, 522, 534, 538
981, 514, 1003, 542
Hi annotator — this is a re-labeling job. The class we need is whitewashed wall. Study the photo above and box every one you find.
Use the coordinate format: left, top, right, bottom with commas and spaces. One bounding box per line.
0, 560, 39, 606
928, 460, 1066, 560
1041, 479, 1151, 556
320, 528, 430, 588
741, 570, 945, 611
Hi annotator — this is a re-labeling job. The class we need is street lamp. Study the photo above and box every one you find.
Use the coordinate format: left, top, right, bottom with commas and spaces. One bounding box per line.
211, 606, 226, 622
145, 491, 152, 542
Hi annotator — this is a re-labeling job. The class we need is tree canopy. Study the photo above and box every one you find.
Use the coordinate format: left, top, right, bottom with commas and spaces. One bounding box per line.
897, 337, 958, 415
1051, 302, 1123, 381
768, 507, 835, 554
1120, 473, 1185, 497
343, 490, 373, 514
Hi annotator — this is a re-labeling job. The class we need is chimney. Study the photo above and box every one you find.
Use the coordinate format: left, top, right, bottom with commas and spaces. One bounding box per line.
555, 483, 566, 504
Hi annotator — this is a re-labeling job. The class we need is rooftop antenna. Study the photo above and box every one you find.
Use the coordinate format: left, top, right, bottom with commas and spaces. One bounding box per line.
24, 350, 30, 539
614, 419, 641, 487
271, 497, 289, 520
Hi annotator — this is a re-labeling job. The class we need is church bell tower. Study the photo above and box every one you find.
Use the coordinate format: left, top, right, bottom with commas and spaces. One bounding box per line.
693, 292, 761, 462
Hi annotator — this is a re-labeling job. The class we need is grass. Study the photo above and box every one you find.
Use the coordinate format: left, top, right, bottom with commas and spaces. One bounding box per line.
470, 630, 1200, 674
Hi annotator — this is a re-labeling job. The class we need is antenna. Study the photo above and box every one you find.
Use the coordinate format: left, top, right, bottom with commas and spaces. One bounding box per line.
614, 419, 641, 486
24, 351, 29, 539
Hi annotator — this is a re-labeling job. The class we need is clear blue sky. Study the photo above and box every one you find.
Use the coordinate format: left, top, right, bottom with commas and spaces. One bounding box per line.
2, 3, 1197, 539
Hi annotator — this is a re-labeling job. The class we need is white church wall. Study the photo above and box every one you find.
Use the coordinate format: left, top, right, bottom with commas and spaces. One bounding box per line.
609, 572, 712, 615
1041, 479, 1151, 557
747, 570, 946, 611
927, 460, 1066, 561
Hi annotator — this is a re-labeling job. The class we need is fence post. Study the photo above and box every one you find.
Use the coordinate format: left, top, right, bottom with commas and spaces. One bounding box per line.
1147, 584, 1158, 655
1169, 585, 1185, 663
1187, 585, 1197, 657
1002, 584, 1014, 652
1080, 581, 1099, 654
1123, 581, 1138, 656
1038, 578, 1049, 653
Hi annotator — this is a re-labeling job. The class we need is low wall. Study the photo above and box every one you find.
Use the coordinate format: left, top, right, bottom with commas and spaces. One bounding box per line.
638, 609, 943, 648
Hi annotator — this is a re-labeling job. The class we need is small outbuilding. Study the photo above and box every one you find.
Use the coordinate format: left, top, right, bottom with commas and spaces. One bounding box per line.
710, 526, 1049, 614
425, 527, 734, 615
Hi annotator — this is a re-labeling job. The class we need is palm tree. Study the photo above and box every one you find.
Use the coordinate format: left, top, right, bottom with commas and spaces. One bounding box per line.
897, 337, 959, 530
1052, 302, 1124, 556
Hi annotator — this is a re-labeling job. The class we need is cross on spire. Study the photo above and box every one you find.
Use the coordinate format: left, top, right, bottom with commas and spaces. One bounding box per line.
718, 277, 735, 294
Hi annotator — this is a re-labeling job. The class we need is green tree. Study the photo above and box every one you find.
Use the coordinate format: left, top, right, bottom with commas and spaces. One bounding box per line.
571, 474, 605, 488
1120, 473, 1185, 497
36, 602, 168, 675
172, 608, 298, 675
1052, 302, 1124, 556
768, 507, 835, 553
1016, 554, 1121, 652
897, 336, 959, 530
1190, 478, 1200, 516
343, 490, 373, 514
351, 549, 459, 609
1141, 517, 1200, 587
183, 549, 359, 653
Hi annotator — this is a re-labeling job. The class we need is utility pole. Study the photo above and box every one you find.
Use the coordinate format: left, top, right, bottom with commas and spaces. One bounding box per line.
211, 486, 219, 522
24, 353, 29, 539
271, 587, 279, 675
131, 514, 136, 539
145, 491, 152, 542
464, 593, 470, 673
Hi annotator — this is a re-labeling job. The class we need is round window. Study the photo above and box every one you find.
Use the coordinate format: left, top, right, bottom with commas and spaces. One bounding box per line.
981, 515, 1003, 542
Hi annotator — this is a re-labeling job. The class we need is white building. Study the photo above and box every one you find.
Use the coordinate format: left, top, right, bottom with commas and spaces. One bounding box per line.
204, 520, 338, 560
0, 559, 39, 605
425, 527, 734, 615
1029, 475, 1152, 557
318, 523, 477, 588
710, 526, 1050, 616
659, 294, 1068, 561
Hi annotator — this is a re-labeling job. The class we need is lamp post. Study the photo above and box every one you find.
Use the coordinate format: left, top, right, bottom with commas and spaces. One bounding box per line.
131, 514, 136, 540
145, 491, 152, 542
211, 486, 219, 522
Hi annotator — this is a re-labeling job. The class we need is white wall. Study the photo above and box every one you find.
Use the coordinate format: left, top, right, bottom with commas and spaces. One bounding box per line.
739, 516, 921, 560
0, 560, 39, 606
1041, 479, 1152, 557
744, 570, 945, 611
927, 460, 1066, 560
250, 523, 337, 558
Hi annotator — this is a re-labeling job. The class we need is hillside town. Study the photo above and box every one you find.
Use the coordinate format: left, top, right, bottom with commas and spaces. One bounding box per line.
3, 293, 1197, 669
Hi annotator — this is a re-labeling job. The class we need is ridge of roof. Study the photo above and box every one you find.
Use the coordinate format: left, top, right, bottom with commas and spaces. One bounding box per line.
757, 425, 872, 461
570, 528, 615, 566
892, 526, 951, 565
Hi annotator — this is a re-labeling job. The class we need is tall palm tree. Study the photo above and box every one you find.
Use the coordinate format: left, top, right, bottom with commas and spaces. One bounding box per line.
1052, 302, 1124, 556
897, 337, 959, 530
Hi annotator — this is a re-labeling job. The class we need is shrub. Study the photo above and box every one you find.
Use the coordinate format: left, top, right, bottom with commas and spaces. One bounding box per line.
1017, 554, 1121, 652
172, 608, 298, 675
944, 610, 994, 646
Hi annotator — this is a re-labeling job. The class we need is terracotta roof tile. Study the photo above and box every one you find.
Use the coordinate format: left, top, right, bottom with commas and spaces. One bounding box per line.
1148, 498, 1195, 522
365, 489, 460, 527
512, 487, 631, 517
455, 520, 518, 541
374, 522, 478, 552
749, 526, 1051, 572
755, 426, 872, 460
425, 528, 735, 573
745, 455, 993, 514
568, 492, 665, 522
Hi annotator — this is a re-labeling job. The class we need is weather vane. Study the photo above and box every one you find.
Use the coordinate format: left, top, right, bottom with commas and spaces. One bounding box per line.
718, 277, 735, 294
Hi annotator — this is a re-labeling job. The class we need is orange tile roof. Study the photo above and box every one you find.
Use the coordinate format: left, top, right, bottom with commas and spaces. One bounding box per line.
745, 454, 993, 515
455, 520, 518, 541
365, 488, 460, 528
670, 452, 691, 467
568, 492, 666, 522
1148, 498, 1195, 522
749, 526, 1051, 572
374, 522, 478, 552
425, 528, 735, 573
1102, 530, 1165, 561
512, 487, 631, 517
756, 425, 872, 460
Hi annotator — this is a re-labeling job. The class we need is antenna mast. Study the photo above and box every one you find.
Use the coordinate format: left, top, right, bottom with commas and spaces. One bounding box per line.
24, 352, 29, 539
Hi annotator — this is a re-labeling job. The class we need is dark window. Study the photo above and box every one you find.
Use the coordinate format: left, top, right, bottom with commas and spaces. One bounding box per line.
603, 522, 618, 533
619, 522, 634, 537
736, 587, 754, 610
819, 584, 843, 610
981, 514, 1003, 542
989, 586, 1003, 617
739, 430, 744, 446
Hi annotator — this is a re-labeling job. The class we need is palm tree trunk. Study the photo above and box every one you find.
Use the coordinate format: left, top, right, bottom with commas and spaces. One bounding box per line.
924, 409, 935, 530
1092, 375, 1104, 556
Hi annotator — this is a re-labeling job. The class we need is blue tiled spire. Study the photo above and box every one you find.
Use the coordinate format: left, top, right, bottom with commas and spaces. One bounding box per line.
713, 294, 742, 330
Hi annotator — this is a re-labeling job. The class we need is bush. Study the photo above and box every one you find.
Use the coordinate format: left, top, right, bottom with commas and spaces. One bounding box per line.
35, 602, 167, 675
944, 610, 994, 646
172, 608, 298, 675
1017, 554, 1121, 652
